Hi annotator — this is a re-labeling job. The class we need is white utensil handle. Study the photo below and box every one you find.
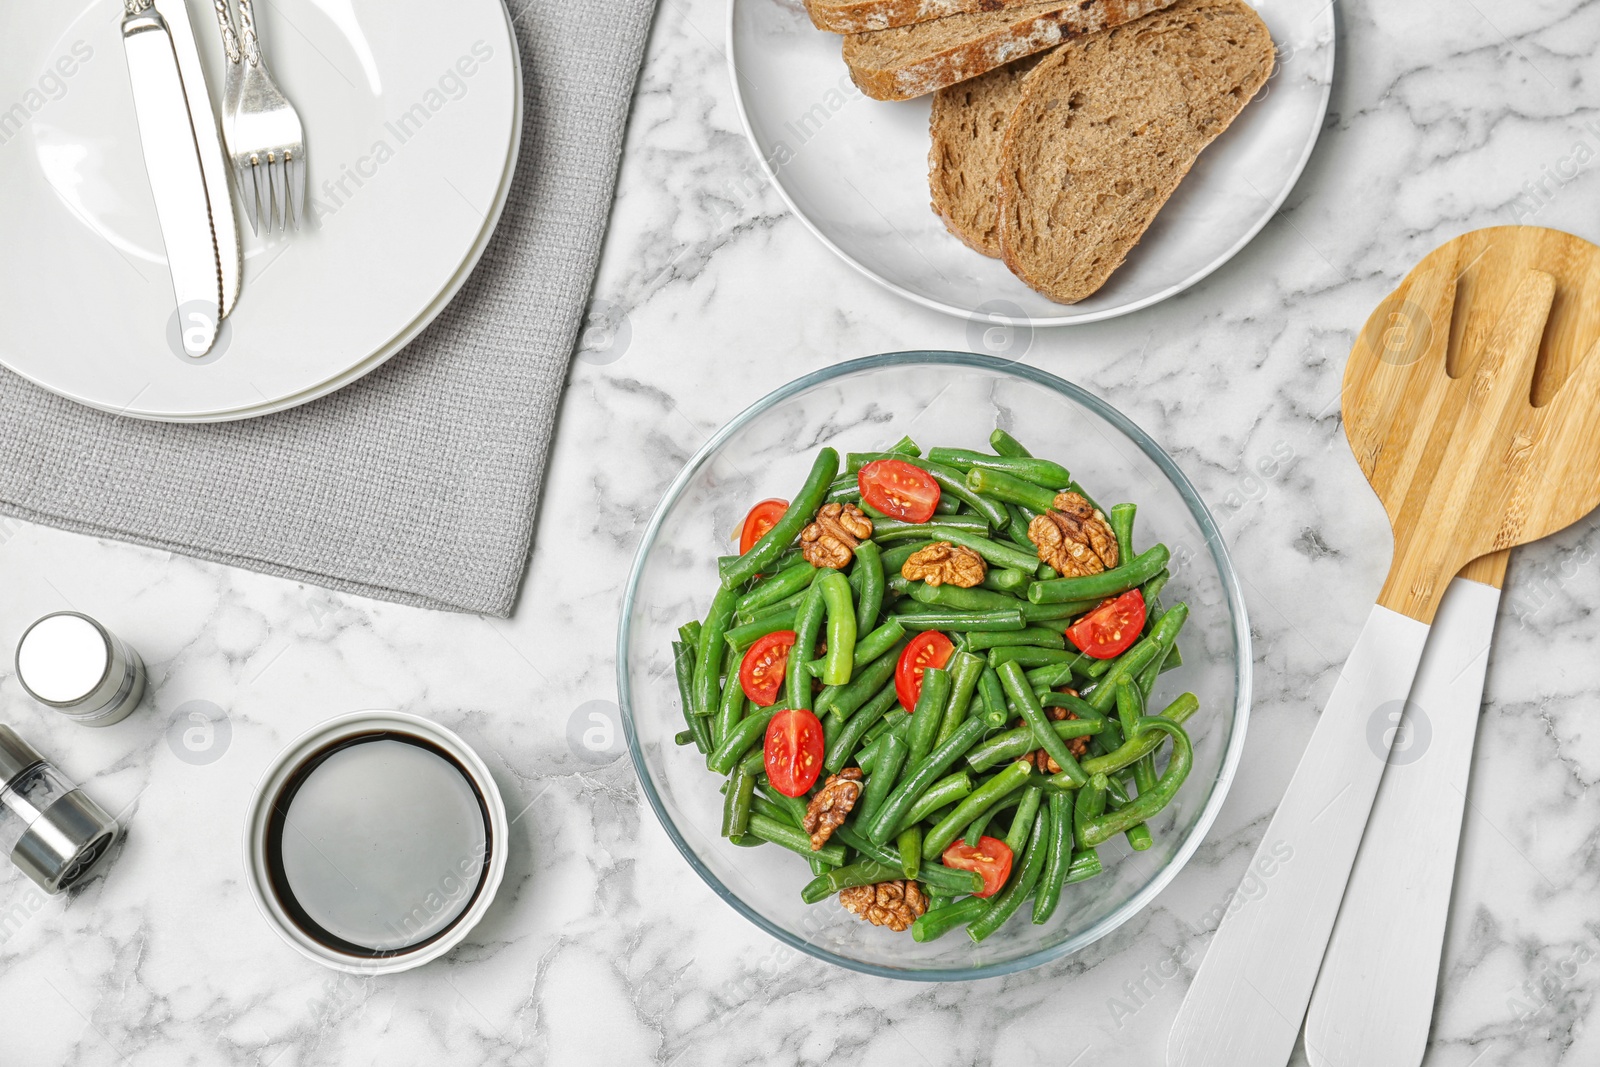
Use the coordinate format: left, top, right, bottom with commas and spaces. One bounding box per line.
1168, 604, 1431, 1067
1303, 578, 1501, 1067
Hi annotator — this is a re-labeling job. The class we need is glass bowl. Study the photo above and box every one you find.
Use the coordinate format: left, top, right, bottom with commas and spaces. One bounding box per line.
617, 352, 1251, 980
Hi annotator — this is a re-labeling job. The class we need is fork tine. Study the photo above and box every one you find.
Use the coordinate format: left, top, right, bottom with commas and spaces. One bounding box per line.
267, 152, 285, 234
238, 160, 261, 235
287, 150, 306, 230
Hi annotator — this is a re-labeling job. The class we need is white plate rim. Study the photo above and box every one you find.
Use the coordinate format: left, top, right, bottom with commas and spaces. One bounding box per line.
725, 0, 1337, 327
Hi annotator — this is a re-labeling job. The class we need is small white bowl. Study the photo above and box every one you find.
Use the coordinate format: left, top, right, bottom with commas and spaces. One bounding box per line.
243, 711, 508, 975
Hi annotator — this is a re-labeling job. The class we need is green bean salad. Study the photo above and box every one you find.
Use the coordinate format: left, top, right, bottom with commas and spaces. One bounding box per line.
670, 429, 1197, 943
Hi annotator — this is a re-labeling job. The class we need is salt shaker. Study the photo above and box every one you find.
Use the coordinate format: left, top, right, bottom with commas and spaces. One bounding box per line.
0, 726, 120, 893
15, 612, 146, 727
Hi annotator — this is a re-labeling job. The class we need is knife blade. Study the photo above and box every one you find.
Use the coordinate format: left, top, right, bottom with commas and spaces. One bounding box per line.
122, 4, 224, 358
157, 0, 241, 318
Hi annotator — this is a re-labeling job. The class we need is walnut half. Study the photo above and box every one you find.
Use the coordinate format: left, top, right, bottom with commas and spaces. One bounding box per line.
802, 768, 863, 851
839, 879, 928, 933
800, 503, 873, 569
900, 541, 986, 588
1028, 492, 1119, 578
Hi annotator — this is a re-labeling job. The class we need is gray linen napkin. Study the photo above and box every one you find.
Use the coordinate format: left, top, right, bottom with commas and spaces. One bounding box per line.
0, 0, 656, 617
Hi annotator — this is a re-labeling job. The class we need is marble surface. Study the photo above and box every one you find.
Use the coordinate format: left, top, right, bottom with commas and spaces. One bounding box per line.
4, 0, 1600, 1063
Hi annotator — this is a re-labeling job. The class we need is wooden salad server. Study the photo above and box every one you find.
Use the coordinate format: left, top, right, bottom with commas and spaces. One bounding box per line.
1168, 225, 1600, 1067
1305, 229, 1600, 1067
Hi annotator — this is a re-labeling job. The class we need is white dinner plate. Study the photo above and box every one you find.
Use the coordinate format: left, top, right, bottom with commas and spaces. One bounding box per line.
0, 0, 520, 421
728, 0, 1335, 325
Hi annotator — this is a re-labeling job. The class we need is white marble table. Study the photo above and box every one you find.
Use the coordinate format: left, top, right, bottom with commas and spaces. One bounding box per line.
4, 1, 1600, 1064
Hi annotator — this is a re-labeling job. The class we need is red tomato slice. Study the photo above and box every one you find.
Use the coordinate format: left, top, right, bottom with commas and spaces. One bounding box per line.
739, 630, 795, 707
764, 708, 825, 797
858, 459, 940, 523
942, 837, 1014, 898
896, 631, 955, 711
1067, 589, 1147, 660
738, 498, 789, 555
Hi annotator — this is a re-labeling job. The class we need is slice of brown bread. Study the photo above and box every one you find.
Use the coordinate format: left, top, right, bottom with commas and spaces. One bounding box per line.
997, 0, 1275, 304
841, 0, 1178, 101
927, 55, 1045, 257
807, 0, 1042, 35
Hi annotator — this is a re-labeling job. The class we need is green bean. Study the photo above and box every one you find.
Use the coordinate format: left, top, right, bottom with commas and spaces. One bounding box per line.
893, 609, 1026, 632
1138, 602, 1189, 693
786, 581, 827, 710
673, 641, 712, 754
905, 667, 951, 773
830, 822, 982, 894
895, 771, 973, 833
1032, 792, 1074, 924
826, 683, 900, 772
713, 667, 745, 748
1065, 848, 1103, 884
999, 660, 1090, 788
1141, 568, 1170, 611
678, 620, 703, 647
981, 567, 1031, 594
909, 582, 1022, 613
738, 744, 766, 777
800, 859, 901, 905
1073, 772, 1109, 849
1117, 677, 1158, 803
723, 609, 797, 655
825, 472, 859, 505
1066, 692, 1198, 780
1088, 603, 1188, 713
963, 808, 994, 848
927, 448, 1073, 490
745, 813, 846, 866
967, 803, 1049, 942
1077, 718, 1192, 847
1004, 785, 1044, 855
749, 793, 792, 826
912, 896, 991, 942
898, 826, 922, 879
1109, 503, 1137, 564
888, 435, 922, 457
674, 729, 694, 746
1041, 690, 1104, 721
816, 571, 858, 686
739, 590, 808, 627
693, 586, 740, 718
708, 706, 778, 775
964, 717, 1104, 772
852, 540, 885, 633
871, 515, 990, 540
755, 777, 810, 826
965, 627, 1066, 652
721, 448, 839, 588
722, 767, 755, 839
989, 646, 1089, 671
867, 716, 987, 845
989, 428, 1031, 457
911, 526, 1039, 573
936, 651, 985, 747
1028, 545, 1170, 604
811, 619, 905, 680
976, 667, 1009, 728
817, 639, 903, 724
856, 733, 908, 829
965, 466, 1059, 514
1020, 599, 1104, 623
925, 759, 1034, 857
736, 561, 817, 617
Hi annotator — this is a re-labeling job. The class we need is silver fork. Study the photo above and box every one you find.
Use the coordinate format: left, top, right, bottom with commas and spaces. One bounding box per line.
212, 0, 305, 233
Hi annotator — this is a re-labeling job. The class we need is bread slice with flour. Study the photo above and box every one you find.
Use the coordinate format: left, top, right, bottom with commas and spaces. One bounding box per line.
997, 0, 1275, 303
840, 0, 1178, 102
807, 0, 1045, 35
927, 55, 1044, 257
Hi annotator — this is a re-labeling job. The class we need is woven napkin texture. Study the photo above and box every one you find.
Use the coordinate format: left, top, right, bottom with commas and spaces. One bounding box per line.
0, 0, 656, 617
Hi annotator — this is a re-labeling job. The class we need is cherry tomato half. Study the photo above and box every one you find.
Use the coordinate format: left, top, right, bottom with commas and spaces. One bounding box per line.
858, 459, 940, 523
896, 631, 955, 711
738, 498, 790, 555
942, 837, 1014, 898
764, 708, 825, 797
739, 630, 795, 707
1067, 589, 1147, 660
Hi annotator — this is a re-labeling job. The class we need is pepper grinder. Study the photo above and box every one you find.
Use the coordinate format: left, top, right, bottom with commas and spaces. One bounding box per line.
15, 612, 146, 727
0, 726, 120, 893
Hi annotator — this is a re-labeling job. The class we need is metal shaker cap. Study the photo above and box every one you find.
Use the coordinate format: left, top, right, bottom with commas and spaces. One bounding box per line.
0, 726, 120, 894
16, 612, 145, 727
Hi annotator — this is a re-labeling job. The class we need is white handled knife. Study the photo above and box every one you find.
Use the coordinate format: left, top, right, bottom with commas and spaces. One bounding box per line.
122, 1, 224, 358
157, 0, 241, 318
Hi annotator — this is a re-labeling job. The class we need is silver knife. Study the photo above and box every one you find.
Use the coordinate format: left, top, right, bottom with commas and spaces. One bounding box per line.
157, 0, 241, 318
122, 1, 224, 358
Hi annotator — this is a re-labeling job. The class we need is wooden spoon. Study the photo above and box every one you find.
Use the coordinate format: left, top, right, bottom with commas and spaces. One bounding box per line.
1305, 229, 1600, 1067
1168, 226, 1600, 1067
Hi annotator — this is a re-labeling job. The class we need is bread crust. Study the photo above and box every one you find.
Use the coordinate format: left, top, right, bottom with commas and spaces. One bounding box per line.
996, 0, 1276, 303
841, 0, 1178, 101
807, 0, 1045, 35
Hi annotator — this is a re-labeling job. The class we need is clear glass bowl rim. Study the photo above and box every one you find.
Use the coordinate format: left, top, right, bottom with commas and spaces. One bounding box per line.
616, 350, 1253, 981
